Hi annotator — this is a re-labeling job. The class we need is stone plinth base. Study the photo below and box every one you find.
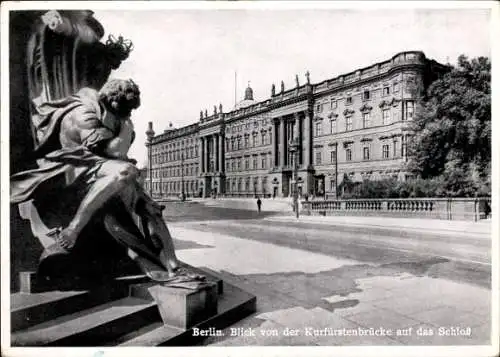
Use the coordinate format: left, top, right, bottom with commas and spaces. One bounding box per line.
147, 282, 218, 329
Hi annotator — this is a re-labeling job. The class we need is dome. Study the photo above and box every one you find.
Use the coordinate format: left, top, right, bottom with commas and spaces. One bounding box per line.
235, 83, 256, 109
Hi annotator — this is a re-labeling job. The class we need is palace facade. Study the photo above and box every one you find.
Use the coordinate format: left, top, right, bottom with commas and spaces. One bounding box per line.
145, 51, 448, 198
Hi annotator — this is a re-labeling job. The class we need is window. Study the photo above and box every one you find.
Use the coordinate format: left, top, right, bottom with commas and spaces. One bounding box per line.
383, 109, 390, 125
346, 148, 352, 161
268, 131, 272, 145
231, 161, 235, 171
402, 136, 408, 159
245, 159, 249, 170
237, 160, 241, 171
363, 147, 370, 160
237, 137, 241, 150
363, 113, 371, 128
330, 99, 337, 109
315, 151, 322, 165
393, 139, 399, 157
330, 119, 337, 134
346, 117, 353, 131
315, 122, 322, 136
330, 179, 336, 192
383, 86, 390, 96
383, 144, 389, 159
262, 157, 267, 169
405, 101, 414, 120
330, 150, 337, 164
363, 90, 370, 101
393, 82, 400, 93
393, 109, 399, 123
244, 135, 249, 148
253, 158, 257, 170
226, 162, 230, 171
261, 132, 266, 145
252, 133, 257, 147
316, 103, 323, 113
346, 96, 353, 105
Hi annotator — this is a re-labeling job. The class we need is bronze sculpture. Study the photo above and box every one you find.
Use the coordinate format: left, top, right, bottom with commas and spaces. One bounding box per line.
10, 10, 203, 287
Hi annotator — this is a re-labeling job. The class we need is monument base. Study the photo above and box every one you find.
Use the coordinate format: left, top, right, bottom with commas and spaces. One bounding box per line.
11, 265, 256, 346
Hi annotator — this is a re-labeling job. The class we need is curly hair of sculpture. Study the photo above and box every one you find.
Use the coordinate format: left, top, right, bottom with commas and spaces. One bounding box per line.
98, 79, 141, 117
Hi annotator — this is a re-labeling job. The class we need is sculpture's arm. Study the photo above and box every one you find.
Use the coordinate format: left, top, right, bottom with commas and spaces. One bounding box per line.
103, 118, 135, 161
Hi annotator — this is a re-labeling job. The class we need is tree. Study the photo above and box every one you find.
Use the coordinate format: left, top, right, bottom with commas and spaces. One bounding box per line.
408, 55, 491, 196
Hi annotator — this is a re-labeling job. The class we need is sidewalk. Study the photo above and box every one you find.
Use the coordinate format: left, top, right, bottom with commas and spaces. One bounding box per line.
264, 215, 492, 238
170, 223, 491, 346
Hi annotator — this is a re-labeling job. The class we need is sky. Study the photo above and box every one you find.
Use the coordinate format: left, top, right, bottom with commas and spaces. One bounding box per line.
93, 6, 491, 168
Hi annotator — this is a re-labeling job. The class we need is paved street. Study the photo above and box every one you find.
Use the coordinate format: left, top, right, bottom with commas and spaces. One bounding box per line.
163, 200, 492, 346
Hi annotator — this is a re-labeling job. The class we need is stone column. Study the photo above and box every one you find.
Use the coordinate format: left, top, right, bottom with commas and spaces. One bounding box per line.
218, 133, 224, 173
200, 137, 205, 173
212, 135, 217, 172
271, 119, 277, 167
205, 135, 210, 173
280, 117, 286, 167
294, 112, 301, 166
304, 109, 312, 167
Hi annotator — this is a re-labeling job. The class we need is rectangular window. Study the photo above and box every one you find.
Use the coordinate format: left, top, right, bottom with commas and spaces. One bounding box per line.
393, 139, 399, 157
393, 109, 399, 123
330, 179, 336, 192
261, 132, 266, 145
346, 117, 353, 131
346, 96, 352, 105
244, 135, 249, 148
253, 158, 257, 169
402, 136, 408, 159
245, 159, 249, 170
393, 82, 400, 93
363, 113, 370, 128
268, 131, 272, 145
346, 148, 352, 161
316, 103, 323, 113
363, 147, 370, 160
252, 133, 256, 147
315, 151, 322, 165
262, 157, 267, 169
237, 137, 241, 150
330, 119, 337, 134
330, 150, 337, 164
330, 99, 337, 109
237, 160, 241, 171
226, 162, 230, 171
315, 122, 322, 136
383, 86, 390, 96
383, 144, 389, 159
405, 101, 414, 120
382, 109, 390, 125
363, 90, 370, 100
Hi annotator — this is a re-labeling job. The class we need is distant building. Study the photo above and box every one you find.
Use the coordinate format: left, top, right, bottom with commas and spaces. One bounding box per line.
145, 51, 448, 198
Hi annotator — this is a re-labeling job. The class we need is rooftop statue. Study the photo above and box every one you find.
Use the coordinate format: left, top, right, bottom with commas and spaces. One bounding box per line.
10, 10, 203, 288
271, 83, 276, 96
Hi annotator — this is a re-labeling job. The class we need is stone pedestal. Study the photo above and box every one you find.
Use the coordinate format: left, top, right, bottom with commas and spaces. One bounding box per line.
147, 282, 218, 329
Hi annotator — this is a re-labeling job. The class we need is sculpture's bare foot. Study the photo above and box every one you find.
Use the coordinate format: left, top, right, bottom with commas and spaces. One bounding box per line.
146, 270, 177, 282
55, 226, 78, 250
159, 250, 180, 272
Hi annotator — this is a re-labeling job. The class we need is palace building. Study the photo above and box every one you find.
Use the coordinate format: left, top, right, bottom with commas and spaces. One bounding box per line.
145, 51, 448, 199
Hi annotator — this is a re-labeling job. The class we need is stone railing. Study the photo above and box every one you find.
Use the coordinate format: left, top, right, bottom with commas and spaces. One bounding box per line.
301, 197, 491, 221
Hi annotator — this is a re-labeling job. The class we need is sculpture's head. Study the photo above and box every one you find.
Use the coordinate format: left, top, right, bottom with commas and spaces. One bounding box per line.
98, 79, 141, 119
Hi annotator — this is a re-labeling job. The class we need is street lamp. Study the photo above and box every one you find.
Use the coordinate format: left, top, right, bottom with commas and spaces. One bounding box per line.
288, 137, 300, 219
146, 122, 155, 197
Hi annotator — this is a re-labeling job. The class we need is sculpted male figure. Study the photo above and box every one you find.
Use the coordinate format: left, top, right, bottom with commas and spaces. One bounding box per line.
11, 79, 195, 282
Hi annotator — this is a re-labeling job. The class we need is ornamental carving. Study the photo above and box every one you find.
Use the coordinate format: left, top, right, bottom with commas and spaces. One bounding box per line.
343, 108, 355, 116
314, 116, 324, 122
328, 112, 339, 119
359, 104, 373, 113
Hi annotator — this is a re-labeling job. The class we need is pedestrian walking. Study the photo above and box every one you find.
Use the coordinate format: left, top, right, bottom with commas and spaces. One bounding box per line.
256, 197, 262, 214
